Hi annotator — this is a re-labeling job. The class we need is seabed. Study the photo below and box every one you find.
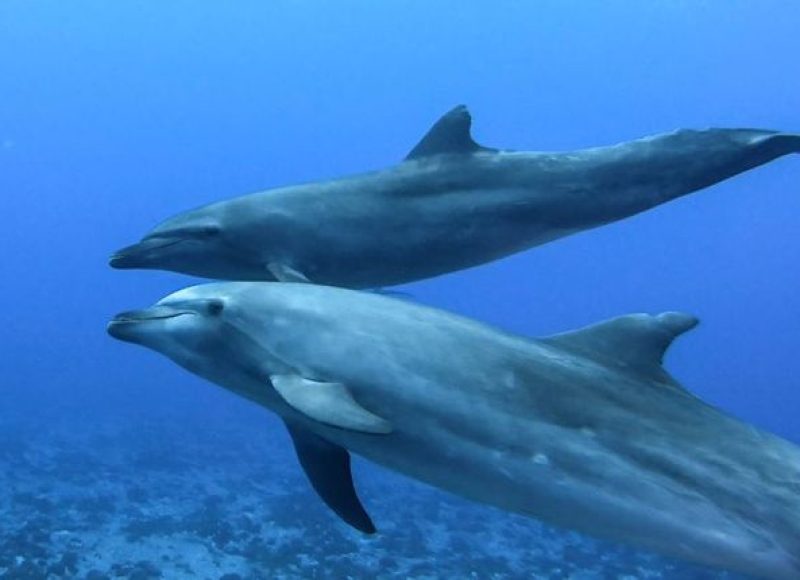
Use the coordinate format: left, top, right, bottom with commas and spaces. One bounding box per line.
0, 416, 743, 579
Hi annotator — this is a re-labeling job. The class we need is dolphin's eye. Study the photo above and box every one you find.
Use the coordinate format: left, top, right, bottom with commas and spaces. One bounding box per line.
206, 300, 224, 316
200, 225, 221, 237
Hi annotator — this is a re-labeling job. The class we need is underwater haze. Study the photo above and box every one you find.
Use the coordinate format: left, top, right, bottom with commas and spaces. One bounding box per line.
1, 1, 799, 579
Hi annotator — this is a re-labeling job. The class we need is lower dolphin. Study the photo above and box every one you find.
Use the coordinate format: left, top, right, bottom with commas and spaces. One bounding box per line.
110, 106, 800, 287
108, 282, 800, 579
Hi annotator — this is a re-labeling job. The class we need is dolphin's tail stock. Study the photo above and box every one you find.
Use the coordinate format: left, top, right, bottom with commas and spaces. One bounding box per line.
652, 128, 800, 199
745, 130, 800, 160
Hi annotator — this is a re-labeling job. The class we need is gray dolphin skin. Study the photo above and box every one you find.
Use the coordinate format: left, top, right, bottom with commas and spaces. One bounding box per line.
109, 106, 800, 287
107, 282, 800, 579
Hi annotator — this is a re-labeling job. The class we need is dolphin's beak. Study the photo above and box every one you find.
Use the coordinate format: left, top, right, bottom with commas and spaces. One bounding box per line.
109, 237, 182, 269
107, 306, 192, 341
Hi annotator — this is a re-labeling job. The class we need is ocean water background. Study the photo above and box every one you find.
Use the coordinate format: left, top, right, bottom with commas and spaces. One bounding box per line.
1, 2, 799, 578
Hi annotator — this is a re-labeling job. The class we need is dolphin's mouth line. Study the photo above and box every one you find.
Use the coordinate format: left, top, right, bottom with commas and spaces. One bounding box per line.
140, 236, 184, 250
111, 311, 194, 324
111, 237, 184, 260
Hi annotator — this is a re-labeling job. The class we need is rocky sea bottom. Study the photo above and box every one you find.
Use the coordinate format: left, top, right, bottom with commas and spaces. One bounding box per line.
0, 413, 745, 580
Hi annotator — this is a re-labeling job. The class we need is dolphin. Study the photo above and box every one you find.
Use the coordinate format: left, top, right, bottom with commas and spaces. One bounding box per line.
109, 106, 800, 287
108, 282, 800, 579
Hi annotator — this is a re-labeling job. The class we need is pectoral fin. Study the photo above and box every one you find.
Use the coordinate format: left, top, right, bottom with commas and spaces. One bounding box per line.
284, 422, 376, 534
271, 375, 392, 434
267, 262, 310, 283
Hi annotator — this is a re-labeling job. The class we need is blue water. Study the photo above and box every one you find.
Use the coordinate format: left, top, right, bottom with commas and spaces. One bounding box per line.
1, 2, 798, 578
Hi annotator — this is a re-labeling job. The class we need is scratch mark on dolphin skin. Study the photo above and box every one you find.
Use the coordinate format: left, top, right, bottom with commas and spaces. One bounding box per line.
532, 453, 550, 466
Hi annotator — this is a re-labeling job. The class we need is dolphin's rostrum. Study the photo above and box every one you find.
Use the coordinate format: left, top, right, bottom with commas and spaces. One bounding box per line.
108, 282, 800, 579
110, 106, 800, 287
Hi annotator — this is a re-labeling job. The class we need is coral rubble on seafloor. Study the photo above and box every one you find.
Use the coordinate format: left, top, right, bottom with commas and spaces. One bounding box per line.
0, 418, 742, 580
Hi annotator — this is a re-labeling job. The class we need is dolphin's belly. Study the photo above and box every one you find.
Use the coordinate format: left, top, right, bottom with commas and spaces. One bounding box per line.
209, 366, 800, 579
325, 409, 799, 580
284, 188, 576, 287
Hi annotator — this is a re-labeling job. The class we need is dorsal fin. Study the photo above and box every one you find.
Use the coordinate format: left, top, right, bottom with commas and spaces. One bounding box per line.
405, 105, 495, 160
542, 312, 699, 388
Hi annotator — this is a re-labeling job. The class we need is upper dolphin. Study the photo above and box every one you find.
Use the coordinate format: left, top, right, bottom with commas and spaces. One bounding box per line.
108, 282, 800, 579
110, 106, 800, 287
